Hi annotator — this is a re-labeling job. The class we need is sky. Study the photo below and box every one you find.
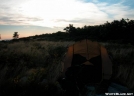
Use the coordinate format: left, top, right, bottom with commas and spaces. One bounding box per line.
0, 0, 134, 40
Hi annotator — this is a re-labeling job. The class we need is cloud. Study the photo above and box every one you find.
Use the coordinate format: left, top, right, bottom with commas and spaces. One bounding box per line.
0, 16, 44, 25
96, 1, 134, 20
0, 0, 134, 28
0, 17, 21, 25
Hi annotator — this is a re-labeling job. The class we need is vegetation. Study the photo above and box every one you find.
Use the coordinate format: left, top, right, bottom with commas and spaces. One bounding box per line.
13, 32, 19, 39
0, 18, 134, 95
10, 18, 134, 45
0, 40, 134, 95
0, 41, 73, 96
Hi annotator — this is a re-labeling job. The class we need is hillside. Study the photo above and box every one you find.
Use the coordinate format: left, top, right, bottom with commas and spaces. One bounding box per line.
5, 18, 133, 45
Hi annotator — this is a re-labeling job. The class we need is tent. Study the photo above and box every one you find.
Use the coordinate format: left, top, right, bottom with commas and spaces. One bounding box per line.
62, 39, 112, 82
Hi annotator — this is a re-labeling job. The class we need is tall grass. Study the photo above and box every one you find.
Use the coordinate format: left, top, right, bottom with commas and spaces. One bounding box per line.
0, 41, 74, 96
0, 40, 134, 95
101, 43, 134, 90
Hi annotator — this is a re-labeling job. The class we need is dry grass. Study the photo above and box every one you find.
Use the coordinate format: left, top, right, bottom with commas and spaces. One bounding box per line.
0, 40, 134, 95
101, 42, 134, 90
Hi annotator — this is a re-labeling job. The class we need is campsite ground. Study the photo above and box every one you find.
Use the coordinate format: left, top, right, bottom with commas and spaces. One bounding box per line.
0, 40, 134, 95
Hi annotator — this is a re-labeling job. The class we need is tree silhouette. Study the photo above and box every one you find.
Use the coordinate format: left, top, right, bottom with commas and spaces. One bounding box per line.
13, 18, 133, 44
62, 18, 134, 44
13, 32, 19, 39
64, 24, 77, 37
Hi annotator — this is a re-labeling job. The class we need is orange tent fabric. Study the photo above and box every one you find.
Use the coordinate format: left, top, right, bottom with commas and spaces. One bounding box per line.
62, 39, 112, 80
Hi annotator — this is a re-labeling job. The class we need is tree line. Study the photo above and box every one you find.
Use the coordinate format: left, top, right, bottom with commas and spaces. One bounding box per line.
64, 18, 134, 44
6, 18, 134, 44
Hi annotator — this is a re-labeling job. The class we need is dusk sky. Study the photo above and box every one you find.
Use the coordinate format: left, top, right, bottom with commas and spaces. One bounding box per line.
0, 0, 134, 40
